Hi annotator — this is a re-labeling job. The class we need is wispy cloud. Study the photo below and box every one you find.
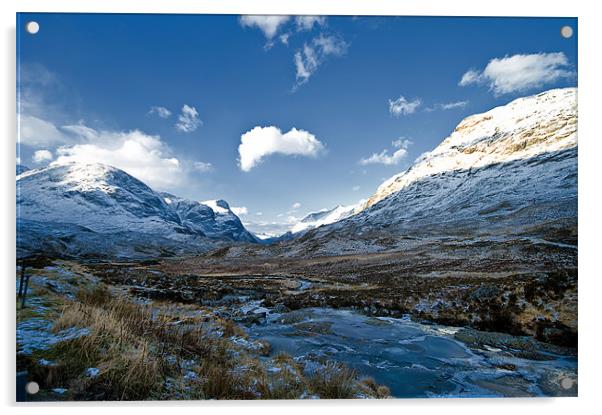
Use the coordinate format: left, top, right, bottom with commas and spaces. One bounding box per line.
388, 96, 421, 117
459, 52, 575, 96
239, 15, 291, 40
192, 161, 213, 172
359, 138, 412, 166
440, 100, 469, 110
295, 16, 326, 31
175, 105, 202, 133
425, 100, 469, 112
231, 206, 248, 216
238, 126, 325, 172
148, 106, 172, 118
294, 34, 348, 88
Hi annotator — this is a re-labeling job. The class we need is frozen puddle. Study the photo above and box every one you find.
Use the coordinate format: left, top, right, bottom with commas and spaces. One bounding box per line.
247, 307, 577, 398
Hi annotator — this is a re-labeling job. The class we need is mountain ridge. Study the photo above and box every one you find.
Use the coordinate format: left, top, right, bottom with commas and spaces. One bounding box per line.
17, 162, 256, 258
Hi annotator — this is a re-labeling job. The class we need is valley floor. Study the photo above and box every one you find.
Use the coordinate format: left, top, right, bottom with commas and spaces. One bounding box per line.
16, 234, 577, 400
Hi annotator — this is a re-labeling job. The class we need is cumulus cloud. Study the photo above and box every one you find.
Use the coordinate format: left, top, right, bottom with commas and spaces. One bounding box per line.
148, 106, 172, 118
239, 15, 291, 39
459, 52, 575, 96
360, 138, 412, 166
238, 126, 325, 172
231, 206, 248, 216
52, 129, 184, 190
294, 34, 348, 88
388, 96, 421, 117
291, 202, 301, 210
175, 105, 202, 133
295, 16, 326, 31
32, 149, 53, 163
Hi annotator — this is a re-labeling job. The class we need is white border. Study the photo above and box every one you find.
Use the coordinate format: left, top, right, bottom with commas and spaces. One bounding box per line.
2, 1, 601, 415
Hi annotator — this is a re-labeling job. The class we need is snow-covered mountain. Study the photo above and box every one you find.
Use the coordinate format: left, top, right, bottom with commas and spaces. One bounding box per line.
291, 203, 361, 234
279, 88, 578, 256
17, 162, 256, 258
161, 194, 257, 243
362, 88, 577, 212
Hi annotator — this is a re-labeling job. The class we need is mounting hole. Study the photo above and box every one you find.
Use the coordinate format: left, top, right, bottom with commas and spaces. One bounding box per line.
560, 377, 574, 390
25, 381, 39, 395
560, 25, 573, 39
26, 21, 39, 35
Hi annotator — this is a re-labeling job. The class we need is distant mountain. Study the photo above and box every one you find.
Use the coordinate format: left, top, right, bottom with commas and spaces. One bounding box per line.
277, 88, 578, 256
291, 203, 360, 234
161, 194, 257, 243
16, 162, 256, 259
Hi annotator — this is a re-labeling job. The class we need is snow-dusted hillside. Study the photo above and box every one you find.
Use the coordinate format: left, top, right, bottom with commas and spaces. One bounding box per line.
17, 162, 256, 258
363, 88, 577, 211
291, 203, 360, 234
280, 88, 578, 256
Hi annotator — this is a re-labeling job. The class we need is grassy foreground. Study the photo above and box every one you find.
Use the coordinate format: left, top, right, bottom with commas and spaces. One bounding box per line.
16, 262, 390, 400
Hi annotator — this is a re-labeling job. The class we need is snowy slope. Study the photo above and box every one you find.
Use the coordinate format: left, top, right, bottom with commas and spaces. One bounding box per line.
363, 88, 577, 211
291, 203, 361, 234
281, 88, 577, 256
17, 162, 256, 258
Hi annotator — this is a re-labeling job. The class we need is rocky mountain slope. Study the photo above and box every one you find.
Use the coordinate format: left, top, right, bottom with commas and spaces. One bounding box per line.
17, 162, 256, 259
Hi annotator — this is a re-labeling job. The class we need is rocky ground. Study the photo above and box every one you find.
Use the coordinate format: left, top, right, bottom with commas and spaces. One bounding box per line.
86, 233, 577, 349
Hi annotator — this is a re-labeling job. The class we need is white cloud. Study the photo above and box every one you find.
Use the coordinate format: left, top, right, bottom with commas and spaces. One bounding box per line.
32, 149, 53, 163
52, 129, 184, 190
19, 115, 71, 147
192, 161, 213, 172
291, 202, 301, 209
459, 69, 480, 87
175, 105, 202, 133
239, 15, 291, 39
149, 106, 172, 118
279, 33, 290, 45
352, 185, 360, 191
238, 126, 325, 172
256, 212, 263, 216
294, 34, 348, 88
440, 101, 468, 110
61, 123, 100, 140
360, 138, 412, 166
389, 96, 421, 117
295, 16, 326, 31
459, 52, 575, 96
231, 206, 248, 216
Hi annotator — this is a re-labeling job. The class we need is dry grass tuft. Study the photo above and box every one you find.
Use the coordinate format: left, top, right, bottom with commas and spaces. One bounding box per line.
307, 362, 358, 399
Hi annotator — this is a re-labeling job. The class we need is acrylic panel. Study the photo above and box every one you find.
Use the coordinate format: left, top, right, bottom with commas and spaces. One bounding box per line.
16, 13, 578, 401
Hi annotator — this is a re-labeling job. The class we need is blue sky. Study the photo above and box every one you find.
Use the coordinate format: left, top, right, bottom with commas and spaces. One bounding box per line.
17, 14, 577, 235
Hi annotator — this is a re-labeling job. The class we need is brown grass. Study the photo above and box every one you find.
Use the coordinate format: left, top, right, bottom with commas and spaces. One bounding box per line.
307, 362, 358, 399
28, 283, 391, 400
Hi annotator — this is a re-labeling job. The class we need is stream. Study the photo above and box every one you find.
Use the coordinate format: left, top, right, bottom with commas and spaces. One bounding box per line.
246, 307, 577, 398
